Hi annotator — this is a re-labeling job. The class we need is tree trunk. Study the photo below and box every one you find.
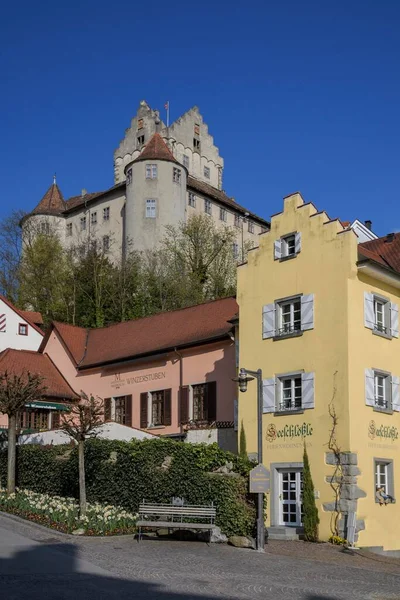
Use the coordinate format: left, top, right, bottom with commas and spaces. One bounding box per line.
7, 414, 17, 495
78, 440, 87, 517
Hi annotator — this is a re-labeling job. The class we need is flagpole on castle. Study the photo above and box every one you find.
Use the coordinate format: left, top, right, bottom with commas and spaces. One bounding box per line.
165, 101, 170, 127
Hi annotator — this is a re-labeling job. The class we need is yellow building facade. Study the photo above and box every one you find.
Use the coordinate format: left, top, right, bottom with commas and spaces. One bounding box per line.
237, 193, 400, 553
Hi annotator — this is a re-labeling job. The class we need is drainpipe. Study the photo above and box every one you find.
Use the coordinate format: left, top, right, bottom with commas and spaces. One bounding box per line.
174, 347, 184, 436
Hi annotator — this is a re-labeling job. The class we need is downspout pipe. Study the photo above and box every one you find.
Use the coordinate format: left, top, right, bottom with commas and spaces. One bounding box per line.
174, 347, 184, 436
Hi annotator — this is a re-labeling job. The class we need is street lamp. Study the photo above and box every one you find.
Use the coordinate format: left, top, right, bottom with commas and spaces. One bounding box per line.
233, 367, 265, 552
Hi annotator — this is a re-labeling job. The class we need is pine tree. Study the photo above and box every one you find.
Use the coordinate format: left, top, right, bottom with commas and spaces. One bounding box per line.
302, 443, 319, 542
239, 421, 247, 460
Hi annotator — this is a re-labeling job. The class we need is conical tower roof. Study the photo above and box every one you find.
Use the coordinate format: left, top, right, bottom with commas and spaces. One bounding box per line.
32, 178, 66, 216
133, 133, 180, 165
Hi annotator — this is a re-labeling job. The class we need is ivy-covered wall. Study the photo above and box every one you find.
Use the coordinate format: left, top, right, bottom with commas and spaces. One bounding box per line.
0, 439, 256, 537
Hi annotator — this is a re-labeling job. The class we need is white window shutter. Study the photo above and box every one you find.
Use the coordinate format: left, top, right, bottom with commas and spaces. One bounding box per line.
302, 372, 315, 409
390, 302, 399, 338
295, 232, 301, 254
391, 376, 400, 412
263, 378, 276, 413
364, 292, 374, 330
301, 294, 314, 331
262, 303, 276, 339
274, 239, 282, 260
365, 368, 375, 407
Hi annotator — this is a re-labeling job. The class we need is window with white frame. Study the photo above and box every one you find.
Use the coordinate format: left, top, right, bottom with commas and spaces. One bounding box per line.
103, 207, 110, 221
204, 166, 210, 179
248, 221, 255, 234
173, 167, 181, 184
232, 243, 239, 260
365, 368, 393, 410
80, 217, 86, 231
375, 373, 389, 409
234, 214, 241, 228
40, 222, 50, 235
126, 168, 132, 186
278, 297, 302, 335
220, 207, 227, 222
188, 192, 196, 208
183, 154, 189, 168
146, 199, 156, 218
364, 292, 397, 337
66, 223, 72, 237
279, 375, 302, 412
204, 199, 212, 215
91, 212, 97, 225
145, 164, 158, 179
274, 232, 301, 260
103, 235, 110, 252
374, 459, 394, 501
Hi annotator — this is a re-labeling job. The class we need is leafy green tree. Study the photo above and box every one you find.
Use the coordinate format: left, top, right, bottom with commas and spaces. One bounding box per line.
303, 443, 319, 542
0, 210, 25, 302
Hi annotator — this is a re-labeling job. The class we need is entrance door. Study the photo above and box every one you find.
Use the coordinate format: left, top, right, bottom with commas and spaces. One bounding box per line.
279, 469, 303, 526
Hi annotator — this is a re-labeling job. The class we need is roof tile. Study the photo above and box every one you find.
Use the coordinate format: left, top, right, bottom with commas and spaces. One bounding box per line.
133, 133, 180, 165
359, 233, 400, 272
31, 183, 66, 216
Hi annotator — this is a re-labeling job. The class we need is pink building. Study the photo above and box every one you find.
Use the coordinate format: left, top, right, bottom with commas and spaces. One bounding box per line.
34, 297, 238, 450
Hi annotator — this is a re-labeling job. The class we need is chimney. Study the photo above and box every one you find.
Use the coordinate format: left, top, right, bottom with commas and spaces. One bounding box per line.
386, 233, 395, 243
81, 188, 87, 197
364, 220, 372, 231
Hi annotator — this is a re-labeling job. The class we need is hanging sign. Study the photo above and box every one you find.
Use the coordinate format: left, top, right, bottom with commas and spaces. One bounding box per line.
249, 464, 270, 493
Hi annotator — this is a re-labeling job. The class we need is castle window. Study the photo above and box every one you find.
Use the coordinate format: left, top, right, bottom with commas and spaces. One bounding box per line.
40, 222, 50, 235
103, 235, 110, 252
193, 138, 200, 150
204, 199, 212, 216
146, 164, 158, 179
146, 199, 156, 218
234, 214, 241, 228
80, 217, 86, 231
248, 221, 255, 234
137, 135, 145, 147
194, 124, 200, 136
219, 207, 227, 222
137, 118, 144, 130
91, 212, 97, 225
18, 323, 28, 336
204, 166, 210, 179
66, 223, 72, 237
183, 155, 189, 169
173, 168, 181, 184
126, 168, 132, 186
232, 243, 239, 259
188, 192, 196, 208
103, 207, 110, 222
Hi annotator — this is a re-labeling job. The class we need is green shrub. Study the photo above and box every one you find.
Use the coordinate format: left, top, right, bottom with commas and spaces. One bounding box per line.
302, 444, 319, 542
0, 439, 255, 537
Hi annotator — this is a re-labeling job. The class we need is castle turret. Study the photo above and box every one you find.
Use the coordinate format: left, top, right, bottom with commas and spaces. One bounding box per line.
21, 177, 66, 240
124, 133, 187, 251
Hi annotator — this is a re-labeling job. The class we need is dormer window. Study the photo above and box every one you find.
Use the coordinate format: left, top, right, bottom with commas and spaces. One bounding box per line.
274, 232, 301, 260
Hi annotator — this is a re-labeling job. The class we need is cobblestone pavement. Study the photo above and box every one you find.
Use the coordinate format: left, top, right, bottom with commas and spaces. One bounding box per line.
1, 514, 400, 600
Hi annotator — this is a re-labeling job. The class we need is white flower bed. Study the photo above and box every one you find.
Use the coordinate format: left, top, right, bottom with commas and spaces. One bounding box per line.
0, 488, 138, 535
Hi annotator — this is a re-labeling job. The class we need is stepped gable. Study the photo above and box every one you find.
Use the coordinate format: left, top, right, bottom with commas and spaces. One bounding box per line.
133, 133, 180, 165
31, 181, 66, 216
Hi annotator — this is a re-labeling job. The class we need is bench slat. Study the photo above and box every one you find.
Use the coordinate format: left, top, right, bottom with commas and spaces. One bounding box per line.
139, 508, 215, 515
137, 520, 213, 529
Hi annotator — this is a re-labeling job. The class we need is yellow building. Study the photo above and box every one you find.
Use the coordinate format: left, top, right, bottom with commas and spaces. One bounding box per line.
237, 192, 400, 553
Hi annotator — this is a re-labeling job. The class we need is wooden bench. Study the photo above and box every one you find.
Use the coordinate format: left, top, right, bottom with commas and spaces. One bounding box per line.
137, 500, 216, 542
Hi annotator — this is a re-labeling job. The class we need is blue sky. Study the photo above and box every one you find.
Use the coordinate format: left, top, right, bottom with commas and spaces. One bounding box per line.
1, 1, 399, 235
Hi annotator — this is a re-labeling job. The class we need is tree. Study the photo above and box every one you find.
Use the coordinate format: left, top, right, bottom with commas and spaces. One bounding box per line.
0, 371, 46, 494
302, 443, 319, 542
60, 392, 104, 516
239, 421, 247, 460
0, 210, 25, 302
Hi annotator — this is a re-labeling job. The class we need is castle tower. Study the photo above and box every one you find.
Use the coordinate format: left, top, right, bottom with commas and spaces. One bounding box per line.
124, 133, 187, 252
22, 177, 66, 242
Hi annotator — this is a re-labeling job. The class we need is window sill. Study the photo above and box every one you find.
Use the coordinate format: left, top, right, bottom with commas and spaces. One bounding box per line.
375, 499, 396, 504
373, 407, 394, 415
372, 329, 392, 340
273, 331, 303, 342
273, 409, 305, 417
279, 254, 298, 263
147, 425, 166, 430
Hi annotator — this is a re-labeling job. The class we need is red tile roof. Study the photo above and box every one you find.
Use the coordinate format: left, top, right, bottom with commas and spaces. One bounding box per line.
31, 183, 66, 216
359, 233, 400, 272
0, 296, 44, 336
47, 297, 238, 369
20, 311, 44, 326
133, 133, 180, 165
0, 349, 79, 400
62, 183, 125, 215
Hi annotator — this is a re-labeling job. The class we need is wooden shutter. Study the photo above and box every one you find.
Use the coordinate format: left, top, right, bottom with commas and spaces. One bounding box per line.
301, 294, 314, 331
392, 376, 400, 412
263, 378, 275, 413
179, 386, 189, 424
262, 303, 276, 339
140, 392, 148, 428
274, 239, 282, 260
295, 232, 301, 254
164, 389, 172, 426
125, 395, 132, 427
302, 372, 315, 409
365, 369, 375, 407
207, 381, 217, 422
52, 411, 60, 429
104, 398, 111, 421
364, 292, 375, 329
391, 303, 399, 338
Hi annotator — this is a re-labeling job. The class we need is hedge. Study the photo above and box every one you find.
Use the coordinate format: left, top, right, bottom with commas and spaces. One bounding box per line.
0, 438, 256, 537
